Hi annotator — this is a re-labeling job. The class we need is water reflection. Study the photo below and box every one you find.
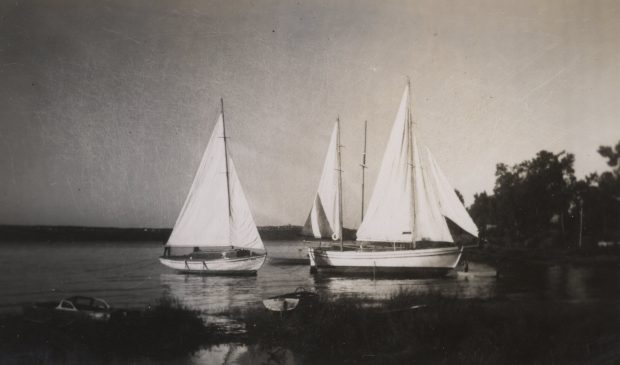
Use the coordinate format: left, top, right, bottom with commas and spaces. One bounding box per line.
190, 345, 298, 365
160, 260, 499, 315
1, 241, 619, 313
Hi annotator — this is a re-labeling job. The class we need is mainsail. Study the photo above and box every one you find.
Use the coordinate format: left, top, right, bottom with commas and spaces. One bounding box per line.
167, 114, 264, 250
302, 122, 342, 239
356, 84, 476, 243
356, 87, 416, 242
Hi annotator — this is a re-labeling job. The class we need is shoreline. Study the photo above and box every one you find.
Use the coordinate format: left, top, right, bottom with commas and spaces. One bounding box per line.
2, 292, 619, 364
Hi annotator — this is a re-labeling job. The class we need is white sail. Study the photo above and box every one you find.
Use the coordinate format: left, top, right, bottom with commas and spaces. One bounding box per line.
356, 85, 456, 243
167, 115, 264, 250
356, 87, 413, 242
412, 135, 453, 242
228, 158, 265, 249
424, 147, 479, 238
301, 123, 341, 239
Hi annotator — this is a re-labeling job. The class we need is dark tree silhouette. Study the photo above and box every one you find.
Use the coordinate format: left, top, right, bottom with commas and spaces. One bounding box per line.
470, 141, 620, 248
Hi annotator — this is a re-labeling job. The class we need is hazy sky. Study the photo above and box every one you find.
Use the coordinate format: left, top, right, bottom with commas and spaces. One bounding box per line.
1, 0, 618, 228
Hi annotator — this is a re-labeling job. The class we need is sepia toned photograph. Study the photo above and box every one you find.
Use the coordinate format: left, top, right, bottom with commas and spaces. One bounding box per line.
0, 0, 619, 363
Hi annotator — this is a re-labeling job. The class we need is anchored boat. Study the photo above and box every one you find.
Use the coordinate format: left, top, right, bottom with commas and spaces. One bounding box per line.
159, 99, 266, 275
309, 81, 479, 275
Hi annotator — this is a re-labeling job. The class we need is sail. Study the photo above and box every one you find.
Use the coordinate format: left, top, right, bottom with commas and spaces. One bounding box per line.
301, 123, 341, 239
228, 158, 265, 249
167, 115, 264, 250
356, 84, 455, 243
424, 147, 479, 238
411, 136, 454, 242
356, 87, 413, 242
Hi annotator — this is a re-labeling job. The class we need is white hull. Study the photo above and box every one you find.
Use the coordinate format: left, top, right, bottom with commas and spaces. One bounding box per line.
308, 246, 462, 275
262, 298, 300, 312
159, 254, 266, 275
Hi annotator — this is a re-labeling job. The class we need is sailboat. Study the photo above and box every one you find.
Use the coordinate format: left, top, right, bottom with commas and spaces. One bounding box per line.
159, 99, 267, 275
301, 119, 343, 244
308, 82, 479, 275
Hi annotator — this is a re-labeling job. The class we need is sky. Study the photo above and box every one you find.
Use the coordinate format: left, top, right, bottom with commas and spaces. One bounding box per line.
0, 0, 618, 228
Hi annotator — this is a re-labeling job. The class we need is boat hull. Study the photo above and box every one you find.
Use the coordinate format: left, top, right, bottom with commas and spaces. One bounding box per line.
159, 254, 266, 275
308, 246, 462, 276
262, 289, 319, 312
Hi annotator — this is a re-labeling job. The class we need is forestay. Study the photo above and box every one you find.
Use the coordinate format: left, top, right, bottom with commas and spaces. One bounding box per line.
167, 115, 264, 250
302, 123, 342, 239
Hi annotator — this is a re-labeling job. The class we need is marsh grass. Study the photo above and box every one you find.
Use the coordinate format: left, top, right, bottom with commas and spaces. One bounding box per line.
0, 296, 216, 363
2, 292, 618, 364
240, 290, 620, 364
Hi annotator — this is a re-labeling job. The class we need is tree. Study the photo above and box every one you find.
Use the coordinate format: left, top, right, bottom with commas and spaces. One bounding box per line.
573, 141, 620, 244
470, 150, 576, 247
597, 141, 620, 174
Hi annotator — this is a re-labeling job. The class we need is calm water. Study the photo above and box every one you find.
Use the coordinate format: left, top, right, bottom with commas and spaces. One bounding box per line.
2, 240, 619, 364
1, 240, 619, 313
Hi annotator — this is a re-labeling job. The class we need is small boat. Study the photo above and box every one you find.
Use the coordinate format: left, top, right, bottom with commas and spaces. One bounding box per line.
23, 296, 112, 322
262, 287, 319, 312
159, 99, 266, 275
309, 81, 479, 275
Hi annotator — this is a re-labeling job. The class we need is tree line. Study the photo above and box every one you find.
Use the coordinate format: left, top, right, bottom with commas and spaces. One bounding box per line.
468, 141, 620, 248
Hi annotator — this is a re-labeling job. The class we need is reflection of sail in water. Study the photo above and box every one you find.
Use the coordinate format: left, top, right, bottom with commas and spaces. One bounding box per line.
191, 344, 296, 365
160, 273, 260, 313
311, 266, 496, 300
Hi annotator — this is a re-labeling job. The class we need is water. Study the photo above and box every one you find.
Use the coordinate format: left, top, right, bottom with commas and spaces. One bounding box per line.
1, 240, 618, 313
2, 240, 619, 364
0, 240, 497, 313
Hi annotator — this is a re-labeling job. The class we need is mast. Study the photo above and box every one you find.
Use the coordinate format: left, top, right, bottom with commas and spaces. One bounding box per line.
337, 116, 344, 251
360, 120, 367, 222
221, 98, 232, 219
407, 78, 417, 249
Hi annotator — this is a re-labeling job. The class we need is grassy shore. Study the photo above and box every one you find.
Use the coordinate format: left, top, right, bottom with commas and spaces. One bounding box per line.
239, 291, 620, 364
2, 293, 619, 364
0, 298, 222, 364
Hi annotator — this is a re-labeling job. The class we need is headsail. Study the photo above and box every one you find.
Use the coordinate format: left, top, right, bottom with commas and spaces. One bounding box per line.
167, 115, 264, 250
424, 147, 479, 238
411, 135, 453, 242
302, 122, 342, 239
228, 158, 265, 249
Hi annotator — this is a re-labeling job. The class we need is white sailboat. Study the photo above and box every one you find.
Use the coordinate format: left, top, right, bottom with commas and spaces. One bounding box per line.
301, 119, 343, 244
159, 99, 266, 275
308, 82, 478, 275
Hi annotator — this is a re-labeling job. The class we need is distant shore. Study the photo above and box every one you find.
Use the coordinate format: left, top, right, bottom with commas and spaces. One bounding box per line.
0, 224, 356, 242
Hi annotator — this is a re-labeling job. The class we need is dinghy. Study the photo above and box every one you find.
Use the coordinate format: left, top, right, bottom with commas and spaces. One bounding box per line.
262, 287, 319, 312
159, 99, 266, 275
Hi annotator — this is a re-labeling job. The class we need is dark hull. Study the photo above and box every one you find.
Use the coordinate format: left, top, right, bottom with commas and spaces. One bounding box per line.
311, 265, 455, 278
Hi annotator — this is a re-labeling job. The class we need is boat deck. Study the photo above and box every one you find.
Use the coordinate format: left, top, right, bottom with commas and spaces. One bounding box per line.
165, 248, 262, 261
319, 241, 457, 252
